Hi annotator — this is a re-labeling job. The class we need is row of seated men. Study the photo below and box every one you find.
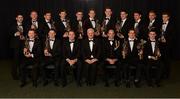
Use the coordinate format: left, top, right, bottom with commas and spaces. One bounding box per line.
9, 8, 173, 88
12, 28, 165, 88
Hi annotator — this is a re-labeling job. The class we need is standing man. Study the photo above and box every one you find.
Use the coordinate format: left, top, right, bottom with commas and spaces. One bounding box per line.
101, 7, 116, 37
10, 14, 25, 80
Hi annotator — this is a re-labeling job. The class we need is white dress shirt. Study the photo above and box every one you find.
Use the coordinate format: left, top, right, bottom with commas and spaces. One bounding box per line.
105, 17, 110, 25
128, 38, 135, 51
162, 21, 169, 33
89, 39, 94, 52
134, 19, 141, 29
90, 18, 96, 28
49, 39, 55, 49
151, 41, 156, 53
46, 20, 52, 29
121, 18, 127, 28
29, 39, 34, 52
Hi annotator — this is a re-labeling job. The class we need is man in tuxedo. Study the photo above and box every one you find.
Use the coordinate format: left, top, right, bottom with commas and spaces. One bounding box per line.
132, 11, 146, 40
102, 29, 123, 87
116, 10, 132, 39
25, 11, 43, 40
55, 9, 71, 39
144, 30, 163, 87
41, 12, 56, 42
82, 28, 101, 86
71, 10, 84, 39
123, 29, 143, 88
146, 10, 161, 37
61, 31, 82, 87
10, 14, 25, 80
159, 12, 174, 79
83, 9, 101, 37
101, 7, 116, 37
20, 29, 42, 87
41, 29, 61, 86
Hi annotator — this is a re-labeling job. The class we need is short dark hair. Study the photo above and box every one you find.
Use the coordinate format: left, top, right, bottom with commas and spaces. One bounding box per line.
162, 11, 170, 17
59, 9, 66, 14
49, 29, 56, 33
134, 11, 142, 15
44, 11, 51, 15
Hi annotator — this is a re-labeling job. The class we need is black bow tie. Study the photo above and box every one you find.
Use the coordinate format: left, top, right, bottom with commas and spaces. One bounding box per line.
89, 40, 93, 42
151, 41, 156, 42
49, 39, 55, 41
28, 40, 34, 42
32, 21, 37, 23
47, 22, 50, 23
62, 20, 66, 22
105, 18, 110, 20
129, 40, 134, 42
91, 20, 95, 21
163, 23, 166, 24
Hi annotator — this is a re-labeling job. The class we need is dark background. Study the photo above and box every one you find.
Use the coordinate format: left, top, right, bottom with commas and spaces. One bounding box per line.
0, 0, 179, 59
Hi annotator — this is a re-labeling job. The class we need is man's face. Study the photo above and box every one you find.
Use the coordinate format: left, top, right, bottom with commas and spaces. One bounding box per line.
149, 32, 156, 39
48, 30, 56, 38
128, 30, 136, 39
16, 15, 23, 23
134, 13, 141, 21
87, 29, 94, 39
30, 11, 38, 20
149, 12, 156, 21
44, 13, 51, 20
162, 14, 170, 22
120, 11, 128, 20
28, 31, 35, 39
76, 12, 83, 19
59, 12, 67, 19
107, 30, 115, 39
88, 10, 96, 18
105, 9, 112, 17
68, 31, 75, 40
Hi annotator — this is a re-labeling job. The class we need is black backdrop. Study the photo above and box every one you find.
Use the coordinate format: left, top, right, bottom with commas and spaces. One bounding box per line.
0, 0, 179, 59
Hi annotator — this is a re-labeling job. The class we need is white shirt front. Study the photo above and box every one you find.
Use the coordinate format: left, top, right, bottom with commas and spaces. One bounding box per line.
90, 18, 96, 28
148, 19, 155, 29
62, 19, 67, 28
105, 17, 110, 25
151, 41, 156, 53
128, 38, 134, 51
121, 18, 127, 28
32, 20, 38, 28
89, 39, 94, 52
162, 21, 169, 33
134, 19, 141, 29
70, 42, 74, 52
78, 21, 83, 27
46, 20, 52, 29
29, 39, 34, 52
49, 40, 54, 49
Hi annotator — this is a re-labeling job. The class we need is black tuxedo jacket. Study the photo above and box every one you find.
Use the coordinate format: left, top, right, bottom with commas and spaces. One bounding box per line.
62, 39, 81, 60
83, 18, 99, 37
9, 22, 26, 48
23, 38, 42, 60
102, 37, 122, 59
71, 19, 85, 38
119, 18, 132, 39
131, 19, 147, 40
55, 18, 71, 39
25, 19, 43, 39
144, 40, 161, 61
82, 38, 101, 60
40, 19, 55, 40
101, 17, 116, 33
44, 38, 61, 60
124, 39, 140, 63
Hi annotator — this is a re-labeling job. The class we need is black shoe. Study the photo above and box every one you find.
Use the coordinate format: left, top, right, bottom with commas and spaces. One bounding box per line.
126, 81, 130, 88
20, 82, 26, 88
105, 82, 109, 87
115, 81, 119, 87
33, 82, 37, 88
54, 82, 59, 87
62, 83, 67, 88
77, 82, 82, 87
134, 82, 141, 88
155, 83, 161, 87
43, 81, 48, 86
